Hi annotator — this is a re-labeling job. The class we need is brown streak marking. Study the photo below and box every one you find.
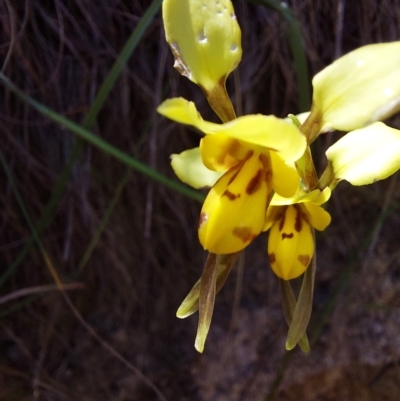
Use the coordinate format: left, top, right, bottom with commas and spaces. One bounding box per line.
281, 233, 294, 239
294, 205, 302, 232
227, 150, 254, 185
258, 153, 269, 169
278, 206, 288, 231
298, 255, 310, 267
265, 169, 272, 183
268, 253, 276, 263
227, 167, 241, 186
246, 169, 263, 195
232, 227, 255, 243
223, 190, 239, 200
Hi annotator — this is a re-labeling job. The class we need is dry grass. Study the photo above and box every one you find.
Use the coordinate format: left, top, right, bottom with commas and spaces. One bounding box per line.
1, 0, 400, 400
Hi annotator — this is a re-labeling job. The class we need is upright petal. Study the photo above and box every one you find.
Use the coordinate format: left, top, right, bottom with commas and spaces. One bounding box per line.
163, 0, 242, 92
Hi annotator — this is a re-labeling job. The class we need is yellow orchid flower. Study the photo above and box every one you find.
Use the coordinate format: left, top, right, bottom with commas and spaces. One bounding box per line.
264, 188, 331, 280
158, 98, 307, 254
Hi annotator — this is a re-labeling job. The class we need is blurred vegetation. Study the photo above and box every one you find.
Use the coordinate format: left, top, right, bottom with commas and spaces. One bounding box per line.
1, 0, 400, 400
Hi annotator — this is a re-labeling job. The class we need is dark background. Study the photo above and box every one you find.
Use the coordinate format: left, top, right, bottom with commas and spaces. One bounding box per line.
1, 0, 400, 400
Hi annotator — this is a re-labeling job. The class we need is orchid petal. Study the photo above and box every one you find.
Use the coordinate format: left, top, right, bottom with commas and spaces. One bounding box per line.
158, 98, 307, 163
303, 203, 331, 231
311, 42, 400, 133
162, 0, 242, 92
270, 187, 331, 206
268, 205, 314, 280
199, 151, 272, 253
326, 122, 400, 186
270, 151, 300, 198
200, 134, 248, 171
171, 147, 223, 189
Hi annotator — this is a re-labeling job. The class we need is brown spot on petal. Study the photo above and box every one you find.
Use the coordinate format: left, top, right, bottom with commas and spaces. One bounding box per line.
298, 254, 310, 267
223, 190, 239, 200
282, 233, 294, 239
228, 150, 254, 185
265, 169, 272, 184
294, 205, 302, 232
199, 212, 208, 229
259, 153, 269, 168
227, 167, 241, 185
278, 206, 288, 230
246, 169, 263, 195
232, 227, 255, 243
268, 253, 276, 264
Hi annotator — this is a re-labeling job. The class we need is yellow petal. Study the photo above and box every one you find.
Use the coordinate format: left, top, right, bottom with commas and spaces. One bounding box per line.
200, 134, 248, 171
326, 122, 400, 186
311, 42, 400, 133
264, 205, 279, 232
303, 203, 331, 231
199, 151, 272, 253
270, 187, 331, 206
270, 151, 300, 198
171, 147, 223, 189
157, 97, 204, 126
162, 0, 242, 91
267, 205, 314, 280
158, 98, 307, 163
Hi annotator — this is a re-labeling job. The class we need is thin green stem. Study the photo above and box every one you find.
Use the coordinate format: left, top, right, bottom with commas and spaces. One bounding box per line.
0, 74, 205, 202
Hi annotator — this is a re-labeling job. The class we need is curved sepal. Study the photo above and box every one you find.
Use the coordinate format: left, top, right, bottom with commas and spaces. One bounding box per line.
171, 147, 223, 189
308, 42, 400, 137
326, 122, 400, 186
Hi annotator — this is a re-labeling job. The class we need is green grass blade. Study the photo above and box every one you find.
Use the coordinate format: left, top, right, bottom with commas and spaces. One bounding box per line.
0, 72, 204, 203
84, 0, 162, 128
0, 0, 165, 286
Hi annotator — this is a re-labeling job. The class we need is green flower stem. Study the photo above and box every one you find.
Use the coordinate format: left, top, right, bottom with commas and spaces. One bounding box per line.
204, 83, 236, 122
85, 0, 162, 128
247, 0, 311, 111
295, 146, 319, 191
0, 72, 205, 204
